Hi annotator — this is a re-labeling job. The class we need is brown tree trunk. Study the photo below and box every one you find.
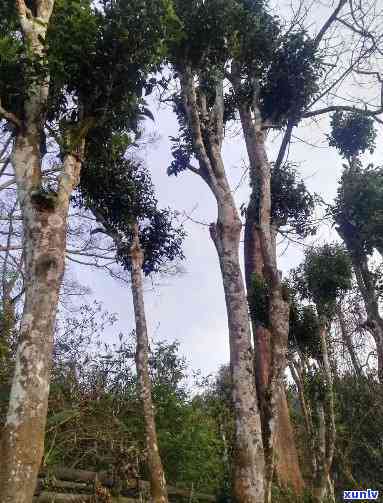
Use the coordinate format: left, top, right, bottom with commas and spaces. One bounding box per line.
130, 225, 168, 503
179, 66, 265, 503
244, 216, 304, 496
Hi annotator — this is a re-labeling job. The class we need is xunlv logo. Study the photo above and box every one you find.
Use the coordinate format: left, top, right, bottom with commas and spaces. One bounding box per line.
343, 489, 379, 500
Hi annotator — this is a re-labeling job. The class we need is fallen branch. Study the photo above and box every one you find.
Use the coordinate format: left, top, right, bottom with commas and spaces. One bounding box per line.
39, 466, 216, 501
33, 492, 137, 503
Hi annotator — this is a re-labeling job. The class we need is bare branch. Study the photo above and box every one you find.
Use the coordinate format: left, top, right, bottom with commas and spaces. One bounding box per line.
314, 0, 348, 50
303, 104, 383, 119
274, 120, 294, 171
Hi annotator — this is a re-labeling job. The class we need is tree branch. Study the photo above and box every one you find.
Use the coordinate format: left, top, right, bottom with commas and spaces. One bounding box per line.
314, 0, 348, 50
303, 104, 383, 120
274, 120, 294, 171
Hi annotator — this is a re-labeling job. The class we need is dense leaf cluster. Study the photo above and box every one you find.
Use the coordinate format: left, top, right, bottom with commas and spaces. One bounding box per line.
289, 303, 321, 359
293, 244, 352, 316
1, 0, 173, 151
168, 95, 195, 176
76, 136, 185, 275
270, 163, 317, 236
248, 273, 271, 328
334, 164, 383, 257
47, 0, 173, 123
328, 111, 377, 159
260, 31, 321, 124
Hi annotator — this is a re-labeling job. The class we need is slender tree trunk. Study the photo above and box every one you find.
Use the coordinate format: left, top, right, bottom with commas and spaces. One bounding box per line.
313, 322, 336, 503
338, 227, 383, 382
210, 199, 265, 503
179, 66, 265, 503
289, 359, 316, 476
353, 259, 383, 382
336, 303, 363, 377
130, 225, 168, 503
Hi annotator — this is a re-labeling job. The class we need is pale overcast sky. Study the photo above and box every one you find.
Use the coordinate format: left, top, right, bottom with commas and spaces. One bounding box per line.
68, 0, 383, 376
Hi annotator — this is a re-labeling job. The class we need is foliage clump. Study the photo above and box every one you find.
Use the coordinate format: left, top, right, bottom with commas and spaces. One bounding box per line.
289, 303, 321, 359
260, 31, 322, 124
76, 137, 185, 275
248, 273, 271, 328
270, 162, 318, 236
328, 111, 377, 159
333, 164, 383, 257
292, 243, 352, 316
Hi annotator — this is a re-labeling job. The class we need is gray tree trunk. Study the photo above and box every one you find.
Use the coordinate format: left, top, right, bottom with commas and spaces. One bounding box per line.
130, 225, 168, 503
337, 228, 383, 382
313, 322, 336, 503
179, 66, 265, 503
0, 3, 87, 501
336, 303, 363, 378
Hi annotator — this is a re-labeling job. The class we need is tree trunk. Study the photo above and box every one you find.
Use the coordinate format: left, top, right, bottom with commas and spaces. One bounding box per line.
0, 138, 82, 503
244, 215, 304, 496
353, 259, 383, 382
289, 359, 317, 477
179, 66, 265, 503
210, 202, 265, 503
338, 227, 383, 382
313, 322, 336, 503
130, 225, 168, 503
231, 63, 299, 501
336, 303, 363, 378
0, 4, 86, 497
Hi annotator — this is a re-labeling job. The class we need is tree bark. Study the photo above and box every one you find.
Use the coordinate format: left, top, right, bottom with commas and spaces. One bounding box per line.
231, 63, 300, 501
179, 66, 265, 503
244, 215, 304, 496
130, 225, 168, 503
0, 148, 82, 502
313, 322, 336, 503
337, 228, 383, 382
0, 3, 88, 501
336, 303, 363, 378
353, 259, 383, 382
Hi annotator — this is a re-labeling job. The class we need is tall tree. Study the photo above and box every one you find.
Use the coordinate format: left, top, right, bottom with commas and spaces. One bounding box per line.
76, 136, 184, 503
226, 0, 383, 495
167, 1, 265, 500
328, 111, 383, 381
0, 0, 171, 500
290, 243, 353, 502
